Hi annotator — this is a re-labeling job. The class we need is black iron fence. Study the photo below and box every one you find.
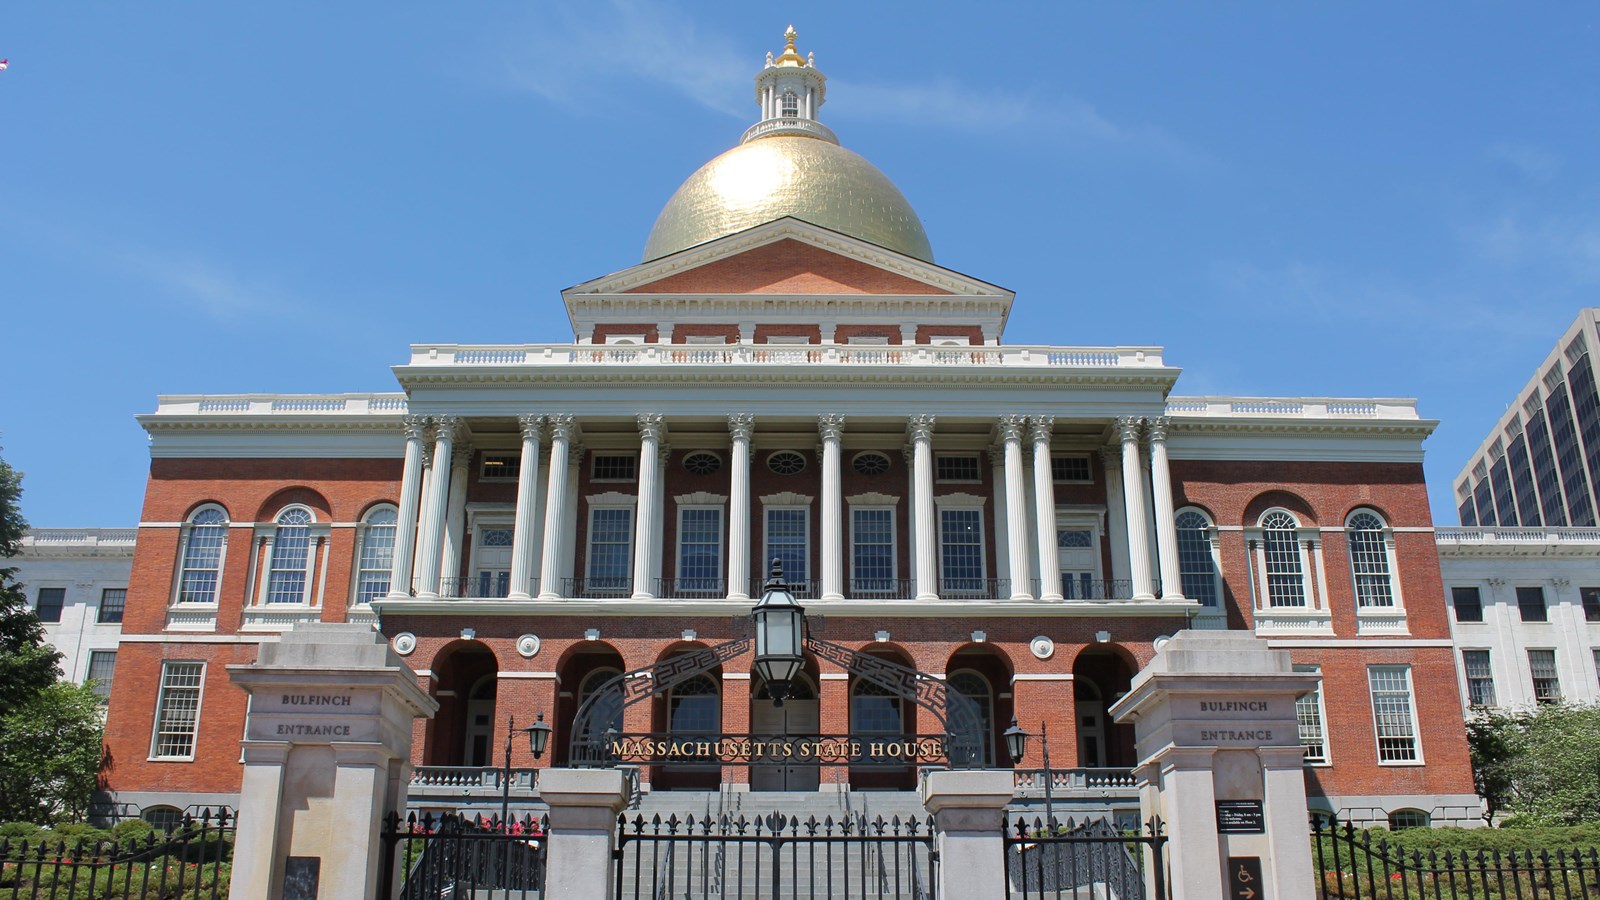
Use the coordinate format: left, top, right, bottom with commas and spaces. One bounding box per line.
615, 811, 936, 899
379, 811, 547, 900
0, 809, 234, 899
1004, 815, 1166, 900
1314, 818, 1600, 899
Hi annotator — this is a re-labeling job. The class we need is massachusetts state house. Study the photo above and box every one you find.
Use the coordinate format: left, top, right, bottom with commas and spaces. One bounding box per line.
101, 29, 1479, 826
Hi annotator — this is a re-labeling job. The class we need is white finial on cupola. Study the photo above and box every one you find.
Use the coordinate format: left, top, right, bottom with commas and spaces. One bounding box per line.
744, 25, 836, 145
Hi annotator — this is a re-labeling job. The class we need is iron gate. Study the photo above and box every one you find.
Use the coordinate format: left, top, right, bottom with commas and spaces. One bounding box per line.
1313, 817, 1600, 898
614, 811, 937, 899
1003, 815, 1167, 900
379, 811, 548, 899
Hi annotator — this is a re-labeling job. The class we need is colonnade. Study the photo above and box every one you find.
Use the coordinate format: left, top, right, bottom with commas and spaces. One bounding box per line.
385, 414, 1186, 603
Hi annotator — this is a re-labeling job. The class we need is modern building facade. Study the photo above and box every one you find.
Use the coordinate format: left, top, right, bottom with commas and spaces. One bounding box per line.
99, 29, 1480, 826
14, 528, 132, 698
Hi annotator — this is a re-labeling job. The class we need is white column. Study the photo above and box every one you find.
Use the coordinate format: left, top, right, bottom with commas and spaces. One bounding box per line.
999, 416, 1033, 600
388, 417, 427, 597
538, 415, 574, 600
909, 416, 938, 601
414, 415, 458, 599
988, 446, 1009, 583
651, 443, 668, 590
439, 445, 471, 597
1100, 447, 1131, 588
561, 447, 583, 584
1147, 417, 1184, 600
727, 415, 754, 600
508, 415, 544, 600
819, 415, 846, 601
1031, 416, 1063, 602
632, 415, 664, 599
1118, 416, 1156, 600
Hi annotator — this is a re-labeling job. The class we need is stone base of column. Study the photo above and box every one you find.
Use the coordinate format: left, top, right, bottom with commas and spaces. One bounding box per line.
1133, 591, 1156, 601
541, 768, 629, 898
821, 591, 844, 601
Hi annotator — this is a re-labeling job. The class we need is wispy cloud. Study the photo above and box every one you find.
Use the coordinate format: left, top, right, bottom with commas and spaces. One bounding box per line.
1464, 213, 1600, 284
1485, 142, 1561, 184
114, 249, 293, 322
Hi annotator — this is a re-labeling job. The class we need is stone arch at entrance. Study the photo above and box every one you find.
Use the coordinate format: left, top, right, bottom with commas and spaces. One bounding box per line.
751, 658, 821, 791
849, 647, 917, 791
652, 647, 723, 790
945, 643, 1015, 770
554, 642, 625, 767
425, 639, 498, 767
1071, 647, 1136, 768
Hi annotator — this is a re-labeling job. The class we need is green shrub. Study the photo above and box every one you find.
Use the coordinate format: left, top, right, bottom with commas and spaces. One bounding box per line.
110, 819, 155, 842
0, 821, 43, 840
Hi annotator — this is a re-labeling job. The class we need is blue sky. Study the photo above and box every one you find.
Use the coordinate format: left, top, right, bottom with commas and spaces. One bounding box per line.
3, 3, 1598, 527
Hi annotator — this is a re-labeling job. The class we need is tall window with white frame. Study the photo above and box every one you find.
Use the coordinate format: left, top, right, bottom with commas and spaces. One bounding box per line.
1293, 664, 1327, 764
677, 507, 723, 596
177, 506, 228, 604
587, 507, 634, 594
152, 661, 205, 759
765, 507, 809, 594
1367, 665, 1421, 763
850, 507, 895, 595
1528, 649, 1562, 704
1346, 510, 1397, 608
1261, 510, 1308, 607
353, 506, 397, 605
939, 508, 985, 594
1461, 650, 1496, 707
264, 507, 315, 604
86, 650, 117, 703
1175, 509, 1220, 607
98, 588, 126, 624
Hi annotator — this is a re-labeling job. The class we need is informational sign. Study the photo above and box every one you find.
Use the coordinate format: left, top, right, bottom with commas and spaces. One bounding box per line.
597, 733, 950, 766
1216, 800, 1266, 834
1228, 856, 1265, 900
283, 856, 320, 900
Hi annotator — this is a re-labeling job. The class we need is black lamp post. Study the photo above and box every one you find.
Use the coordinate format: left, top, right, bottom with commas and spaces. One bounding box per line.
1003, 717, 1055, 826
500, 713, 550, 827
751, 559, 806, 707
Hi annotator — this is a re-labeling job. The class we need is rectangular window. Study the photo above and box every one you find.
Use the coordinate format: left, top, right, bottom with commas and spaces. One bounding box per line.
1583, 588, 1600, 623
152, 661, 205, 759
586, 508, 634, 591
765, 508, 810, 586
1529, 649, 1562, 703
1051, 455, 1092, 483
851, 508, 896, 594
479, 454, 519, 481
1517, 586, 1548, 622
1368, 665, 1420, 763
1293, 664, 1327, 764
97, 588, 126, 624
591, 455, 638, 482
34, 587, 65, 623
86, 650, 117, 702
1462, 650, 1496, 707
1451, 586, 1483, 622
934, 455, 981, 483
939, 508, 985, 593
676, 508, 723, 594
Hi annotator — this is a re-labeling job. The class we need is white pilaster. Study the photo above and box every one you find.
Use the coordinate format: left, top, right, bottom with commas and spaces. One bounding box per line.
414, 415, 458, 599
388, 417, 427, 598
1147, 417, 1183, 600
728, 415, 754, 600
988, 446, 1009, 583
819, 415, 845, 601
1030, 417, 1063, 602
651, 442, 668, 590
632, 415, 664, 599
1100, 447, 1132, 587
508, 415, 544, 600
538, 415, 574, 600
1118, 417, 1156, 600
439, 444, 471, 597
909, 416, 938, 602
999, 417, 1033, 600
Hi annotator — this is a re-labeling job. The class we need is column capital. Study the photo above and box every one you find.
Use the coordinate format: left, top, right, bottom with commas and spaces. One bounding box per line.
817, 414, 846, 442
658, 443, 672, 463
987, 445, 1005, 467
402, 415, 429, 441
1115, 416, 1144, 444
546, 414, 576, 441
569, 444, 587, 467
636, 414, 666, 442
1145, 416, 1172, 443
996, 416, 1027, 443
451, 443, 474, 472
1098, 446, 1121, 470
1028, 415, 1055, 444
517, 414, 545, 442
728, 413, 755, 442
906, 415, 936, 443
430, 413, 461, 432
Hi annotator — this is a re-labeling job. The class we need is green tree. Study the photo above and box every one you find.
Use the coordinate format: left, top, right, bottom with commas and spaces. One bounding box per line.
1472, 703, 1600, 826
1466, 708, 1515, 823
0, 448, 65, 719
0, 681, 105, 823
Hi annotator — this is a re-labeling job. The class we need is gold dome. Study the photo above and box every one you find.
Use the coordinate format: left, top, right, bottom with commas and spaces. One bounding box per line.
643, 135, 934, 263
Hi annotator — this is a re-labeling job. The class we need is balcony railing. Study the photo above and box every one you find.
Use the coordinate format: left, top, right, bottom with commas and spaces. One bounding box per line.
389, 575, 1155, 603
1435, 526, 1600, 545
408, 766, 539, 797
438, 575, 512, 600
846, 578, 913, 599
655, 578, 728, 599
1012, 768, 1138, 798
564, 576, 633, 598
939, 577, 1011, 598
406, 343, 1165, 371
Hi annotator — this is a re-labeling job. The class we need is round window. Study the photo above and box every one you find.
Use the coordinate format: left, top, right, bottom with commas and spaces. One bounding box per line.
683, 452, 722, 475
852, 452, 890, 476
767, 451, 807, 475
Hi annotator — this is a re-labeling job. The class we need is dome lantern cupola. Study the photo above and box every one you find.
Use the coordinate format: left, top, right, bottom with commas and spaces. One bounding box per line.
743, 26, 837, 145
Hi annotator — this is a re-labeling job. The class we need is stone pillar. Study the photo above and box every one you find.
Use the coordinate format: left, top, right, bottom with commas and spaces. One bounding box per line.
508, 415, 544, 600
1109, 630, 1320, 900
632, 415, 664, 599
414, 416, 459, 599
1148, 417, 1184, 600
438, 444, 471, 597
920, 770, 1014, 900
1100, 447, 1131, 588
228, 624, 437, 900
908, 416, 938, 601
989, 446, 1011, 584
998, 417, 1033, 599
728, 415, 754, 600
1030, 416, 1063, 601
819, 414, 846, 601
538, 416, 574, 600
540, 769, 629, 899
388, 417, 428, 598
1118, 417, 1156, 600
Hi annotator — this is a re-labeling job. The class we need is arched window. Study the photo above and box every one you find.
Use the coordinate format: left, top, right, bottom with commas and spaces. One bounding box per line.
265, 507, 315, 604
579, 668, 624, 733
781, 90, 799, 117
1387, 809, 1429, 831
947, 670, 993, 767
852, 678, 904, 765
176, 506, 229, 604
1175, 509, 1220, 607
353, 505, 397, 605
142, 805, 185, 833
1346, 510, 1397, 608
1260, 510, 1307, 607
668, 674, 720, 735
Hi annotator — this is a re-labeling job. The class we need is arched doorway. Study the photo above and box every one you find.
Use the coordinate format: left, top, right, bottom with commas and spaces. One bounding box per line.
463, 674, 497, 767
1072, 649, 1136, 768
849, 648, 919, 791
750, 674, 820, 791
426, 640, 498, 767
653, 662, 722, 791
555, 644, 626, 767
945, 644, 1014, 769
